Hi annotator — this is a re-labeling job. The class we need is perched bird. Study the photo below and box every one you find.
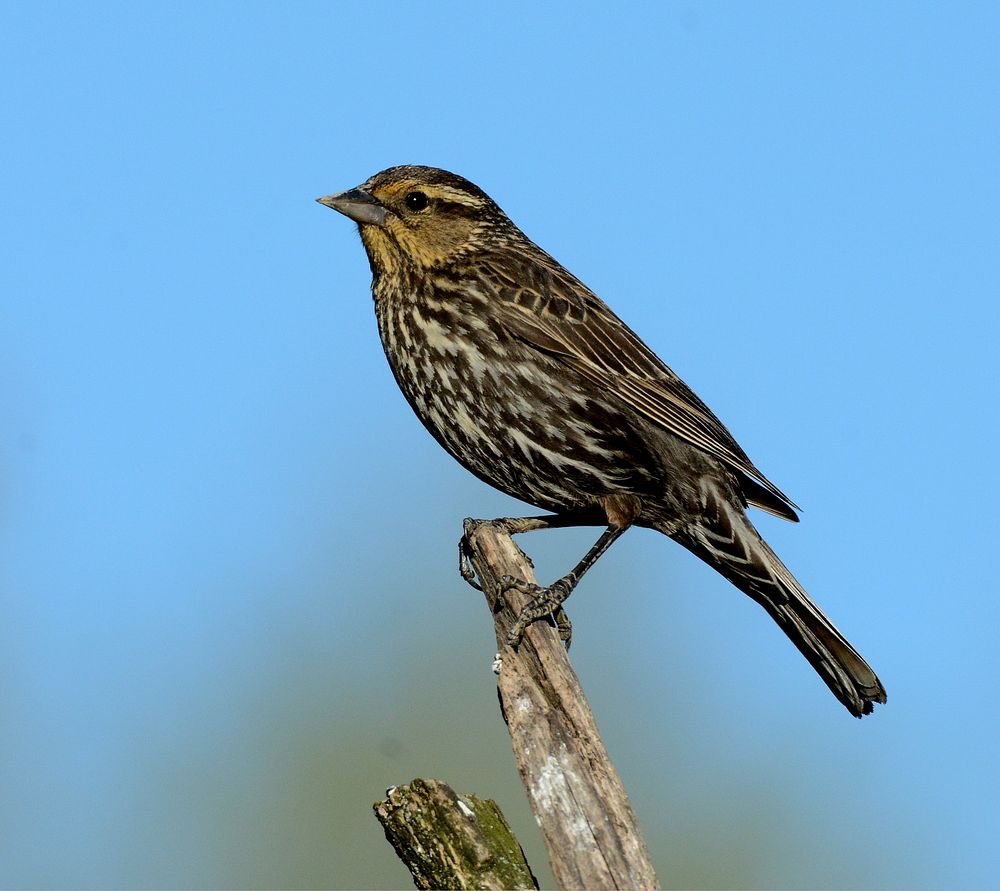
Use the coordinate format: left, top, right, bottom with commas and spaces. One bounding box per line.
317, 166, 886, 717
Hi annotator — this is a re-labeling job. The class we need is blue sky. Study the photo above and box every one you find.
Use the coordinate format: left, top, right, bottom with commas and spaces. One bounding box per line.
2, 3, 998, 888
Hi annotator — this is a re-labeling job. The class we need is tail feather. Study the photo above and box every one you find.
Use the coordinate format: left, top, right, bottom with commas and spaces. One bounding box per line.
673, 490, 886, 717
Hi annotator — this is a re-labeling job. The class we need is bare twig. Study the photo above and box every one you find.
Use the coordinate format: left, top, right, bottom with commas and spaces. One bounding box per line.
374, 778, 538, 890
463, 519, 660, 890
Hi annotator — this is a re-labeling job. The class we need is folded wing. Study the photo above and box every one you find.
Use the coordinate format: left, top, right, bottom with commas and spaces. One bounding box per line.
479, 250, 799, 521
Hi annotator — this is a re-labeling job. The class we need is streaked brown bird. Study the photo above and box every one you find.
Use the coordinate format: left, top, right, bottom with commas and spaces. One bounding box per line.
317, 165, 886, 717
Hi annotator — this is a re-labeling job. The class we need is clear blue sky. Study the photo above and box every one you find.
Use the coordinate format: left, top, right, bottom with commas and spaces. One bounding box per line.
2, 3, 998, 888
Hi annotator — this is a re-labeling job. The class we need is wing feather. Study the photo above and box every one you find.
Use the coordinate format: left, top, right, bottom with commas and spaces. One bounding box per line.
483, 250, 798, 516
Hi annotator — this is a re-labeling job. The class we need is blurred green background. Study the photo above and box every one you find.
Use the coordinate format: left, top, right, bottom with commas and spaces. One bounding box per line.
2, 2, 998, 888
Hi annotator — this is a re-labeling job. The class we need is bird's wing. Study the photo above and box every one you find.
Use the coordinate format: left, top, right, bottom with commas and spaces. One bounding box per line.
479, 250, 799, 517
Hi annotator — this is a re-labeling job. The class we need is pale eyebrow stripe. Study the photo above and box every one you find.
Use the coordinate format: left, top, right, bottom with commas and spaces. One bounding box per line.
426, 185, 482, 206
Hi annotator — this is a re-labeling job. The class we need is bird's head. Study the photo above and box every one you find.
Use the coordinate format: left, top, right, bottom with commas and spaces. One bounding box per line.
318, 166, 509, 273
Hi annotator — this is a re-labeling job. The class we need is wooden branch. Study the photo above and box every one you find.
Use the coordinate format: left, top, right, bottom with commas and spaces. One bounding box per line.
373, 778, 538, 891
463, 519, 660, 891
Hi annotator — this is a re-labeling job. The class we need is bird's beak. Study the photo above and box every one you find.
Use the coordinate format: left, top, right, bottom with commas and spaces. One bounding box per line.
316, 188, 388, 227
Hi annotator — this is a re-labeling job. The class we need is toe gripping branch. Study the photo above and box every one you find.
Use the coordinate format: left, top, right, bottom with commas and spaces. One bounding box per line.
460, 516, 626, 650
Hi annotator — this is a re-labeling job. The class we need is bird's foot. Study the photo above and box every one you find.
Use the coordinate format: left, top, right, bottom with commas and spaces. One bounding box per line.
458, 529, 481, 591
499, 575, 576, 649
459, 517, 545, 591
553, 605, 573, 648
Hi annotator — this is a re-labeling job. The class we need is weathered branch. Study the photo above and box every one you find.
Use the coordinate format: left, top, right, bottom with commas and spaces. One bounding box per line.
463, 519, 660, 891
373, 778, 537, 890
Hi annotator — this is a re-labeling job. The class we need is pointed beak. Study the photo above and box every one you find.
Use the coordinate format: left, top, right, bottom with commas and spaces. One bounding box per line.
316, 188, 388, 227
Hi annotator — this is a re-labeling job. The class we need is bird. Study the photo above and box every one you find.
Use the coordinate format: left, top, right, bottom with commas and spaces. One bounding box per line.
317, 165, 886, 717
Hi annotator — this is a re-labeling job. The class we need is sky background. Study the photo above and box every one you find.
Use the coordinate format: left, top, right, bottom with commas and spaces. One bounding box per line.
2, 2, 998, 888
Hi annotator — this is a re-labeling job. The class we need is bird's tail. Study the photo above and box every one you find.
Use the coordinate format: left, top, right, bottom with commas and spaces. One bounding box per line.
670, 494, 886, 717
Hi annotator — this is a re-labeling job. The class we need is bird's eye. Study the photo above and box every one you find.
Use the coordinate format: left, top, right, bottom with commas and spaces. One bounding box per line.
404, 191, 429, 212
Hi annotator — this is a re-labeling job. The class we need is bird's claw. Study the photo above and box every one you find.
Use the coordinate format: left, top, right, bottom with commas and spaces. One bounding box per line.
458, 532, 482, 590
499, 575, 575, 650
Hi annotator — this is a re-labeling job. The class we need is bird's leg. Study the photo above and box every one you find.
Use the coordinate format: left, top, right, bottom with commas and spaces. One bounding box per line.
457, 517, 575, 641
460, 509, 612, 648
503, 523, 628, 649
458, 510, 604, 591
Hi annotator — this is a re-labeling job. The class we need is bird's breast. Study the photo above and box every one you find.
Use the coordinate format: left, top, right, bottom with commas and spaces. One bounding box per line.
370, 278, 664, 510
